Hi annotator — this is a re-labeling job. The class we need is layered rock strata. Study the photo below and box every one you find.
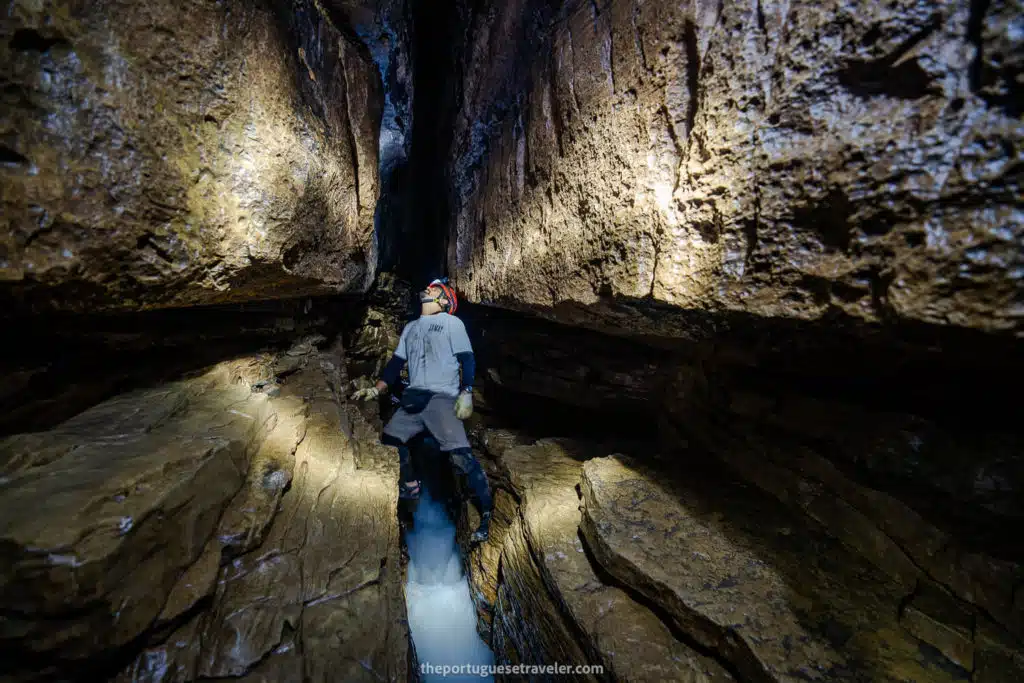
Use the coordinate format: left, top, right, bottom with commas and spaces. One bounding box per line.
0, 339, 407, 682
460, 428, 1018, 682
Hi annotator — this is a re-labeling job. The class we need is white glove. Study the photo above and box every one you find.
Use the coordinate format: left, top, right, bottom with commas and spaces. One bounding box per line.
350, 386, 380, 402
454, 390, 473, 420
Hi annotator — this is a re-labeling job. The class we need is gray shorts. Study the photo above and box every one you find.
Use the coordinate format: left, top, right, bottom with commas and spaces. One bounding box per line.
382, 394, 470, 451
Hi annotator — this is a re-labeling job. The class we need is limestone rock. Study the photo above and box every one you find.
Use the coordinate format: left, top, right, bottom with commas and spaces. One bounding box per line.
465, 488, 518, 642
445, 0, 1022, 338
491, 511, 594, 675
975, 616, 1024, 683
688, 396, 1024, 642
899, 583, 975, 672
503, 440, 733, 682
0, 344, 407, 681
1, 0, 381, 313
580, 454, 971, 682
0, 365, 265, 659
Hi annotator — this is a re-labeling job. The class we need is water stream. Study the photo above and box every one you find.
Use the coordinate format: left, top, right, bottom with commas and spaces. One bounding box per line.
405, 488, 495, 682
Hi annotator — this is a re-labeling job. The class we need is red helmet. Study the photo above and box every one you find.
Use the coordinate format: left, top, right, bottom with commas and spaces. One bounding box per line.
427, 278, 458, 314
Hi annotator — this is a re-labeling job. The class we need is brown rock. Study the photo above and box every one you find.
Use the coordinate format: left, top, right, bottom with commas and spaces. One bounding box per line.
112, 617, 204, 683
580, 455, 969, 682
465, 487, 519, 641
899, 583, 975, 672
195, 354, 406, 682
0, 366, 263, 659
491, 512, 594, 674
690, 397, 1024, 641
504, 440, 733, 682
1, 0, 381, 313
445, 0, 1022, 338
1, 344, 408, 681
975, 616, 1024, 683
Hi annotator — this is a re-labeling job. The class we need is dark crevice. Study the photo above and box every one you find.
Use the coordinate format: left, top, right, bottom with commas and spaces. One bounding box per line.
0, 144, 30, 168
755, 0, 768, 52
631, 0, 649, 73
838, 13, 944, 99
136, 233, 175, 263
9, 28, 69, 53
966, 0, 991, 94
791, 188, 854, 251
336, 49, 362, 215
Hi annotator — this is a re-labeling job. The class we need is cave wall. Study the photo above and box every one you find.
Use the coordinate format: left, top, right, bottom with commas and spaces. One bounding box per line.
317, 0, 416, 275
431, 0, 1023, 659
1, 0, 385, 313
442, 0, 1022, 339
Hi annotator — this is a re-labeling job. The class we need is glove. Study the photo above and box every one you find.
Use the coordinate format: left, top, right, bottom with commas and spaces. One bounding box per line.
350, 386, 380, 402
454, 390, 473, 420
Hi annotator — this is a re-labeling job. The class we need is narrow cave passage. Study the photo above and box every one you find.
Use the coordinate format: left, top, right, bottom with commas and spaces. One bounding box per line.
0, 0, 1021, 681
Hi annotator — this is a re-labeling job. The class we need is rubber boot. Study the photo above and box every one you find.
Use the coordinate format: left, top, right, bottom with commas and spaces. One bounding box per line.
449, 448, 493, 544
470, 510, 492, 544
383, 436, 420, 500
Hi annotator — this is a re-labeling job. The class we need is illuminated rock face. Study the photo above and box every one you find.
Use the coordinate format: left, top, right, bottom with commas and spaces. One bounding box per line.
1, 0, 381, 312
446, 0, 1022, 337
0, 340, 408, 680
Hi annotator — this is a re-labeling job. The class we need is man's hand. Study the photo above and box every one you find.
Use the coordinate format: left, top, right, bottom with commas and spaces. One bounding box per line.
350, 386, 379, 401
455, 389, 473, 420
351, 381, 388, 402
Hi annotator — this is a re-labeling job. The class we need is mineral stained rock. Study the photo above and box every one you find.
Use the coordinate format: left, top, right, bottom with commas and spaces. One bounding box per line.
445, 0, 1023, 338
1, 0, 382, 313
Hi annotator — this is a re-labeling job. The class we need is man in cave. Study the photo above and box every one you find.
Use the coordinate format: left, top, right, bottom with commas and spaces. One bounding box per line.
351, 278, 493, 544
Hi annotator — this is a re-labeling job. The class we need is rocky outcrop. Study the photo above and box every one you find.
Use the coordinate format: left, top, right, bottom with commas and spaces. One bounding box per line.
500, 440, 733, 682
443, 0, 1022, 339
579, 454, 984, 682
459, 426, 1019, 681
453, 297, 1023, 668
1, 0, 382, 314
0, 339, 407, 681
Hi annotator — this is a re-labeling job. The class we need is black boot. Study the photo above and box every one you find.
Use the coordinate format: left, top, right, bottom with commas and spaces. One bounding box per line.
470, 510, 492, 544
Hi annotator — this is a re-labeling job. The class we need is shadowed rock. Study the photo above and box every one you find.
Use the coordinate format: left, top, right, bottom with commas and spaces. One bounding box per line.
579, 454, 972, 683
501, 439, 733, 682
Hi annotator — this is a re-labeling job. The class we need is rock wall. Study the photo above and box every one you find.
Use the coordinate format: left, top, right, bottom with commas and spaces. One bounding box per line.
1, 0, 383, 313
0, 338, 408, 682
452, 302, 1024, 680
459, 426, 1024, 682
443, 0, 1022, 340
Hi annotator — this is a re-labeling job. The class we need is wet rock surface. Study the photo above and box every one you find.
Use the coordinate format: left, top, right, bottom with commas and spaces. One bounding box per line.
441, 0, 1022, 339
0, 339, 407, 682
1, 0, 382, 313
